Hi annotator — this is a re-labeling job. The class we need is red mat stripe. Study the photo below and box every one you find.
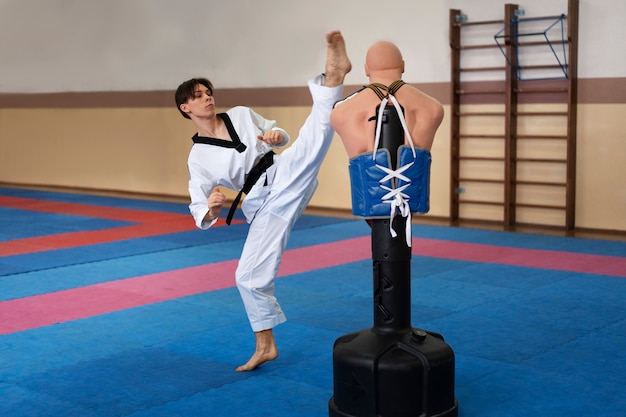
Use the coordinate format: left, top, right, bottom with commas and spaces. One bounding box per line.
0, 196, 243, 256
0, 196, 170, 222
0, 222, 196, 257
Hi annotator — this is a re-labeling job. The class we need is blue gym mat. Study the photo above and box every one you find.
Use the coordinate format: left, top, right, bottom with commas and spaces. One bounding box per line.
0, 188, 624, 417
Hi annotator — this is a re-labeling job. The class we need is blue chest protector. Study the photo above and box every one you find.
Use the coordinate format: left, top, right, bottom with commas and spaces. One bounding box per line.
347, 81, 432, 246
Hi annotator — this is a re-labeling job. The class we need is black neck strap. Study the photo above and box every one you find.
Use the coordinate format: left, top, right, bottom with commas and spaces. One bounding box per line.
365, 80, 407, 100
366, 80, 407, 122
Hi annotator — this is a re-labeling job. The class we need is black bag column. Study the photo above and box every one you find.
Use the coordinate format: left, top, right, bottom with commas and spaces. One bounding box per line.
328, 106, 458, 417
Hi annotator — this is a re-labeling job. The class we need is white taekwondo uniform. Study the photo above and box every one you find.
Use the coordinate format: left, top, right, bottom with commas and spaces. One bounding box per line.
187, 75, 343, 332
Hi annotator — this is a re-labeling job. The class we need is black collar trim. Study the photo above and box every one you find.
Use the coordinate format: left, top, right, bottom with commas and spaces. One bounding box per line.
191, 113, 248, 153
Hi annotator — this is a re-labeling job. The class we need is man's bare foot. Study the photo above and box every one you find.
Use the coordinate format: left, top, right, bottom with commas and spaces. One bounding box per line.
235, 329, 279, 372
324, 30, 352, 87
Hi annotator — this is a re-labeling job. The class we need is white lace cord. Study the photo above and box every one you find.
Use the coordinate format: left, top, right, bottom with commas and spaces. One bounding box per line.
372, 97, 388, 157
378, 162, 413, 245
371, 94, 416, 246
372, 95, 417, 159
380, 183, 413, 247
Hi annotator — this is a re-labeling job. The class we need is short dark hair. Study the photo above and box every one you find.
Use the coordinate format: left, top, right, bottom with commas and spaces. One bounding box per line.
175, 77, 214, 119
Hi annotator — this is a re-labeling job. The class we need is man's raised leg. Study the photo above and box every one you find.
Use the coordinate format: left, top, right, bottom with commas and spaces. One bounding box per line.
324, 30, 352, 87
235, 31, 351, 373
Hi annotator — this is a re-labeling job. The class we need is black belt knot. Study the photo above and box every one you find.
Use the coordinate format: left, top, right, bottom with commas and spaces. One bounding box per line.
225, 151, 275, 225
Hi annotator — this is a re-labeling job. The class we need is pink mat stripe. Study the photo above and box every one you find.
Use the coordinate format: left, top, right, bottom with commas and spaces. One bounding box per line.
412, 238, 626, 278
0, 237, 371, 335
1, 236, 624, 335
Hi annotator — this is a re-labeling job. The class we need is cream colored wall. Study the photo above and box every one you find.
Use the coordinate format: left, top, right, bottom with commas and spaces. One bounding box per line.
0, 108, 192, 197
0, 103, 451, 218
0, 103, 624, 231
4, 1, 622, 93
576, 104, 626, 230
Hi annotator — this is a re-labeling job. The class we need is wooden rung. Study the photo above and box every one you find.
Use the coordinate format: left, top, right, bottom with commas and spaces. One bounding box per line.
517, 40, 569, 48
459, 66, 506, 72
516, 14, 567, 22
519, 64, 568, 71
459, 43, 501, 50
457, 112, 506, 117
516, 203, 567, 210
456, 89, 505, 95
457, 19, 504, 27
458, 178, 504, 184
516, 134, 568, 140
516, 180, 567, 187
515, 112, 568, 117
516, 158, 567, 163
458, 156, 504, 161
458, 134, 504, 139
514, 88, 568, 94
457, 200, 504, 206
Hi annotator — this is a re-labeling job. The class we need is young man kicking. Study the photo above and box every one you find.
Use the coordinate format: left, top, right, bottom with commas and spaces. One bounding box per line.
175, 31, 351, 371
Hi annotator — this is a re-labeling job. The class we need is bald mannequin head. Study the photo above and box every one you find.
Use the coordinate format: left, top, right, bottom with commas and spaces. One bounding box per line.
331, 38, 444, 158
365, 41, 404, 78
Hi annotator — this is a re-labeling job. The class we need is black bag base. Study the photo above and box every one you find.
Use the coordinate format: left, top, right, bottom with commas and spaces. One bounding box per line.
329, 327, 458, 417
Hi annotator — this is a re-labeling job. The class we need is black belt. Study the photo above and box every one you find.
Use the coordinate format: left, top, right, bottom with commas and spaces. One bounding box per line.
225, 151, 275, 225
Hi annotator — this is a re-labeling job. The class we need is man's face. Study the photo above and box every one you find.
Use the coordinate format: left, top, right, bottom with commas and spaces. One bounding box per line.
181, 84, 215, 118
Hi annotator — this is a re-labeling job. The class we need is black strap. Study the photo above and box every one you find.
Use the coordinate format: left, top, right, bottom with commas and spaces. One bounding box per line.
365, 80, 406, 100
365, 80, 407, 122
225, 151, 275, 225
365, 83, 387, 100
387, 80, 406, 95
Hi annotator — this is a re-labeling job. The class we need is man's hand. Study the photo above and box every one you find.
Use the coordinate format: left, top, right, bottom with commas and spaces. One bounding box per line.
258, 130, 284, 145
207, 187, 226, 221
